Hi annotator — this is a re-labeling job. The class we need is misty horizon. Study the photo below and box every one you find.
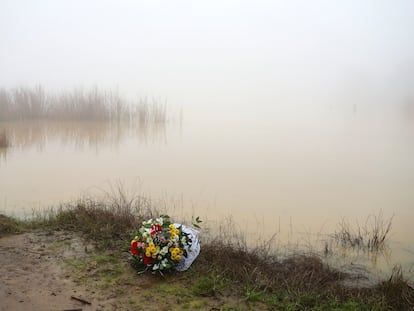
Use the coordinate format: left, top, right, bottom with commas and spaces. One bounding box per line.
1, 1, 414, 114
1, 0, 414, 284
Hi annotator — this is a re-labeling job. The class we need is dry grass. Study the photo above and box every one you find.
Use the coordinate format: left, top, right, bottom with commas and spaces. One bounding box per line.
0, 214, 24, 237
197, 240, 346, 293
31, 194, 159, 248
191, 233, 413, 310
332, 212, 393, 252
2, 191, 413, 310
374, 265, 414, 310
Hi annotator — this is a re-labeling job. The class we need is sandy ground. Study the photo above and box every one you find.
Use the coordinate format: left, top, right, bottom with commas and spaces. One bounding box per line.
0, 231, 116, 311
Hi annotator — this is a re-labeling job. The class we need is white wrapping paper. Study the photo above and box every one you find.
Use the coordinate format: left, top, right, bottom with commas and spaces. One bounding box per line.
175, 224, 200, 271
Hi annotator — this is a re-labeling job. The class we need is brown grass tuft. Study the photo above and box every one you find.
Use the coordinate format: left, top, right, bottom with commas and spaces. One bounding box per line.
198, 240, 346, 294
31, 192, 160, 248
375, 265, 414, 310
0, 214, 24, 236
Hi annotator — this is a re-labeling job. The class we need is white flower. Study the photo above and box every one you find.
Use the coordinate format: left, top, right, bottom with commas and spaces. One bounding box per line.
153, 264, 159, 270
159, 246, 169, 256
143, 218, 153, 226
142, 228, 151, 238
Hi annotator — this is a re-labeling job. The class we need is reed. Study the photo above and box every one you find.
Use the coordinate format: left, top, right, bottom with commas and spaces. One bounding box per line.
0, 86, 167, 124
0, 130, 10, 148
332, 212, 393, 252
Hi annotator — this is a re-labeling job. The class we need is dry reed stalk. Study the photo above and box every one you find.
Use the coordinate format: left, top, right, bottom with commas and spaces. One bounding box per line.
332, 212, 393, 252
0, 130, 10, 148
0, 86, 168, 124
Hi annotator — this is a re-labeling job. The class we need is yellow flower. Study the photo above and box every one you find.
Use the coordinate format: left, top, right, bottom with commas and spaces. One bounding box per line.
169, 247, 183, 260
145, 242, 160, 259
167, 224, 180, 237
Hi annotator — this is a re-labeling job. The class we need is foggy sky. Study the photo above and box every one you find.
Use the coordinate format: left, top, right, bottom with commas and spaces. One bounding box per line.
1, 0, 414, 111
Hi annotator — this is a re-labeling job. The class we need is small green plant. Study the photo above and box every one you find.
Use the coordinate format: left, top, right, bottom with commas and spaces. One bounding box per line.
191, 271, 232, 296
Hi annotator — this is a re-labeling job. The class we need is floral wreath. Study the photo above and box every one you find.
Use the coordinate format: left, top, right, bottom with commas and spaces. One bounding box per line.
129, 215, 201, 273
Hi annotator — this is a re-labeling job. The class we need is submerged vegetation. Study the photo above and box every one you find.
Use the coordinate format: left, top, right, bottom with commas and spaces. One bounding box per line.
0, 86, 167, 123
332, 212, 393, 252
1, 193, 413, 310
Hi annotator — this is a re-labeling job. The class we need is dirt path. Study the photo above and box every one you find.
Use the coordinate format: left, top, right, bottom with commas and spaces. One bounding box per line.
0, 231, 114, 311
0, 230, 247, 311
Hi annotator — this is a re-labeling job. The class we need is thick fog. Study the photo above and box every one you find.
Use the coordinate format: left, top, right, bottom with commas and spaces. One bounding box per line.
1, 0, 414, 117
2, 2, 414, 277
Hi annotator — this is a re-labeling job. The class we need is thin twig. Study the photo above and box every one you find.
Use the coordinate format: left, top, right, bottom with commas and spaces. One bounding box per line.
70, 296, 91, 305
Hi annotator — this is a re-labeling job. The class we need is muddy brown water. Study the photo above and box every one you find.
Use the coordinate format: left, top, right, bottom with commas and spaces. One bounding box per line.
1, 107, 413, 282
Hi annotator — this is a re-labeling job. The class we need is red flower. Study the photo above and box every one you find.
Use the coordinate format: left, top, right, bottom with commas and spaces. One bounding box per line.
150, 224, 162, 237
130, 241, 140, 256
143, 255, 152, 266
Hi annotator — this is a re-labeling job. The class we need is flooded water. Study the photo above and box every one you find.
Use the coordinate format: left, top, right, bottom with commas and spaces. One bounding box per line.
1, 104, 414, 281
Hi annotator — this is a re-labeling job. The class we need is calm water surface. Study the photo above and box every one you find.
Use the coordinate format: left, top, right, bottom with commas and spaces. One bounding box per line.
1, 107, 413, 280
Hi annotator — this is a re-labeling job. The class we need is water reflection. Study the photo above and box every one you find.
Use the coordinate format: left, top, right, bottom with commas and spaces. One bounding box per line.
0, 119, 169, 158
0, 147, 7, 162
403, 99, 414, 122
0, 105, 413, 282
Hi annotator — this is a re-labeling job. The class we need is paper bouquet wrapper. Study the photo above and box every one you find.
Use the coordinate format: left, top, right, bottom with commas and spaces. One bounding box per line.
175, 224, 201, 271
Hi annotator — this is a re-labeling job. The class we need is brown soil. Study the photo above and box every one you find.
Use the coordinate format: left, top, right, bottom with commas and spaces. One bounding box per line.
0, 231, 113, 311
0, 233, 97, 311
0, 231, 247, 311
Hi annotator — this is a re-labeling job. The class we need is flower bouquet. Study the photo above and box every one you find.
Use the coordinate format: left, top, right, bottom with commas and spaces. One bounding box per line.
129, 215, 200, 274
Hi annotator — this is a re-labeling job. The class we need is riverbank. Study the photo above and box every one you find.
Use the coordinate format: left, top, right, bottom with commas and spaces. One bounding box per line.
1, 202, 413, 310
